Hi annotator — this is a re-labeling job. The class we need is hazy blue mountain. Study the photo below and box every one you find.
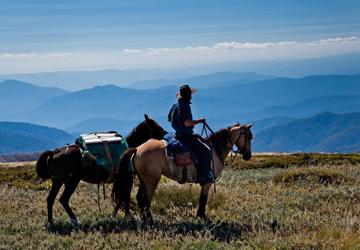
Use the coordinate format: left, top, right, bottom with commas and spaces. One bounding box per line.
244, 94, 360, 121
66, 117, 142, 136
311, 125, 360, 152
5, 74, 360, 132
127, 72, 274, 89
2, 53, 360, 90
0, 69, 197, 91
0, 80, 68, 117
0, 122, 75, 154
252, 116, 296, 133
202, 75, 360, 107
245, 53, 360, 77
254, 112, 360, 153
6, 85, 177, 128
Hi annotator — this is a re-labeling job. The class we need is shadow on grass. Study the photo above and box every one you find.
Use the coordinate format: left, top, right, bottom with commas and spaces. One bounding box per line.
47, 217, 252, 242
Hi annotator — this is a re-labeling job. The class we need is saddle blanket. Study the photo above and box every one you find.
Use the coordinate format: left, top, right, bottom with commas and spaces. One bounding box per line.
163, 133, 193, 166
162, 134, 197, 184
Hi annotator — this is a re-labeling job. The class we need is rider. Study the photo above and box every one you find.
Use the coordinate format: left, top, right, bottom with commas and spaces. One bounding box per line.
168, 84, 213, 186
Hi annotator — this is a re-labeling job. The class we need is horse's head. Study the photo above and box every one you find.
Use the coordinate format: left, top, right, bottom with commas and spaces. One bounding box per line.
144, 114, 167, 139
229, 123, 253, 161
126, 114, 167, 147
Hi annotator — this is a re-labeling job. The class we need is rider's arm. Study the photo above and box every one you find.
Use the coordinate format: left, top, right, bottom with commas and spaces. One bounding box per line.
184, 118, 205, 127
179, 100, 205, 127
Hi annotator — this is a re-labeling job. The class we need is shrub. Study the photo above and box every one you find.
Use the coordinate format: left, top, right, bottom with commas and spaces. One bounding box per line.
272, 167, 353, 185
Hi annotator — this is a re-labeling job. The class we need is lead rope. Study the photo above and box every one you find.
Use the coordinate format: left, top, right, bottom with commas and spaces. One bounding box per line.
202, 122, 217, 193
97, 184, 101, 213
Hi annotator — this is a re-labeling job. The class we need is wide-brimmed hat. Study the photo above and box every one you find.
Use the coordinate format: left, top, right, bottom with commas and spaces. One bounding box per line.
176, 84, 198, 99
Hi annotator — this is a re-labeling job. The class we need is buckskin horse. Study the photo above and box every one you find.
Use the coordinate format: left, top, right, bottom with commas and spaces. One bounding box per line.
112, 123, 253, 222
36, 114, 166, 227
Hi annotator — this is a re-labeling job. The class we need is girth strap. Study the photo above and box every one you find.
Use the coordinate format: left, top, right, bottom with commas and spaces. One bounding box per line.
103, 141, 116, 183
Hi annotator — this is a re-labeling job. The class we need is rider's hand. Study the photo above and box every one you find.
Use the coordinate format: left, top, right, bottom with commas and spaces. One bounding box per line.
197, 118, 206, 124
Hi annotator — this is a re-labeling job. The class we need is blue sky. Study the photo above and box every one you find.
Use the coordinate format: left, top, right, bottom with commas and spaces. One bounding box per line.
1, 0, 360, 73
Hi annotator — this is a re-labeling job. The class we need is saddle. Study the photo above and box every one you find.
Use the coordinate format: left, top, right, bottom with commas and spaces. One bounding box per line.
162, 133, 198, 166
162, 134, 211, 184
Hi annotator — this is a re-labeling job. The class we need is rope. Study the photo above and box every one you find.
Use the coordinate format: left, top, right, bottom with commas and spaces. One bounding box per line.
97, 184, 101, 213
202, 122, 217, 193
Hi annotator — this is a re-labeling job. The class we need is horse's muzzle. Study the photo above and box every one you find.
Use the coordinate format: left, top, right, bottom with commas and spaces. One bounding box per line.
242, 152, 252, 161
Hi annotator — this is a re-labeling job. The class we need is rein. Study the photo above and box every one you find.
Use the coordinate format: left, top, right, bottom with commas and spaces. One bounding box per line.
203, 122, 251, 166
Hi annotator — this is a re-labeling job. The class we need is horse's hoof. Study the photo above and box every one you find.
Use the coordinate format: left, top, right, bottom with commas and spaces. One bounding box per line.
70, 218, 79, 227
124, 214, 134, 221
196, 213, 206, 220
45, 221, 54, 230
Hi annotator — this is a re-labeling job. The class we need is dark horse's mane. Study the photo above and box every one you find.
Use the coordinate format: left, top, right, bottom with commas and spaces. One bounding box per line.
125, 117, 167, 147
206, 128, 230, 158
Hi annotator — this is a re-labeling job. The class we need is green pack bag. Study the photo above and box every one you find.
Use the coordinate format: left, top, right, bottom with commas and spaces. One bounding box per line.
75, 132, 131, 172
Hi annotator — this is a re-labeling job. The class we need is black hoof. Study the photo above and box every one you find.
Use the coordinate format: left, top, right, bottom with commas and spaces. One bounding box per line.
45, 221, 54, 230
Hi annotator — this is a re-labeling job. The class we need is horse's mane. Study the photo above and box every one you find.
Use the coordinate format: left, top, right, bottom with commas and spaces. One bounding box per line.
206, 128, 230, 157
126, 120, 146, 139
126, 117, 167, 147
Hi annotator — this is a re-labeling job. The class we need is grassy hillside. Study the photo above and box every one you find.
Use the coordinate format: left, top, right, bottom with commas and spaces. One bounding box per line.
1, 154, 360, 248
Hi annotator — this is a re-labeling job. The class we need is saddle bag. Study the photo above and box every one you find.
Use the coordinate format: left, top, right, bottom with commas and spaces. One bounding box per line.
75, 132, 129, 172
174, 151, 192, 166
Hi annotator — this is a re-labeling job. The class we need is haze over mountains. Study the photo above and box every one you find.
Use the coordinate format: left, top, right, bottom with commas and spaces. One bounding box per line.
1, 53, 360, 90
0, 69, 360, 153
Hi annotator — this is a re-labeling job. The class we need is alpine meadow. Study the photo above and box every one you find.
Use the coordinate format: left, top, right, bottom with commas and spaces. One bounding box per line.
1, 1, 360, 249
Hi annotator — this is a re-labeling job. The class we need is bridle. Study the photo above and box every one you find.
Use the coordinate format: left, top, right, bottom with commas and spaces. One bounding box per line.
229, 128, 252, 154
203, 122, 252, 156
202, 122, 253, 188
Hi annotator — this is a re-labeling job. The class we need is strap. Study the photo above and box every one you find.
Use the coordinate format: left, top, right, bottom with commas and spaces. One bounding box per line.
103, 141, 114, 169
103, 141, 116, 183
97, 184, 101, 212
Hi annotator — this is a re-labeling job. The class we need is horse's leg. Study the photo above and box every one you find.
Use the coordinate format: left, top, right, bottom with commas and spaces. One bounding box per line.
143, 178, 160, 223
196, 183, 212, 219
59, 177, 80, 226
122, 174, 134, 218
136, 180, 147, 221
47, 179, 63, 226
112, 202, 131, 219
136, 177, 159, 223
112, 204, 120, 218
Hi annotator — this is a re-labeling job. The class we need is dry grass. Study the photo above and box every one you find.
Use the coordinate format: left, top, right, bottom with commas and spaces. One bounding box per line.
1, 154, 360, 249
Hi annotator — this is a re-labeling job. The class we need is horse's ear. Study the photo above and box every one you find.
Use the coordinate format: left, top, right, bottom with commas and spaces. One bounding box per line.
246, 122, 254, 129
144, 114, 149, 120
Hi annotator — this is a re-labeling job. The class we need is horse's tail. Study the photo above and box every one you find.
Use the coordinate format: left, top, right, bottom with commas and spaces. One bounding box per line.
111, 147, 137, 208
36, 150, 53, 180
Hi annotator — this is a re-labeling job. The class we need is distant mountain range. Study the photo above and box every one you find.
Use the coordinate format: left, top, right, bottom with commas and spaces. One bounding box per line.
1, 53, 360, 90
245, 94, 360, 121
66, 118, 141, 136
2, 112, 359, 154
254, 112, 360, 153
0, 122, 74, 154
2, 74, 360, 129
126, 72, 275, 89
1, 72, 360, 153
0, 80, 67, 117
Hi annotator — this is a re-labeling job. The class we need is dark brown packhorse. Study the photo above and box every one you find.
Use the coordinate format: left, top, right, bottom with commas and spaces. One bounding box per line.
36, 114, 166, 227
112, 123, 253, 223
